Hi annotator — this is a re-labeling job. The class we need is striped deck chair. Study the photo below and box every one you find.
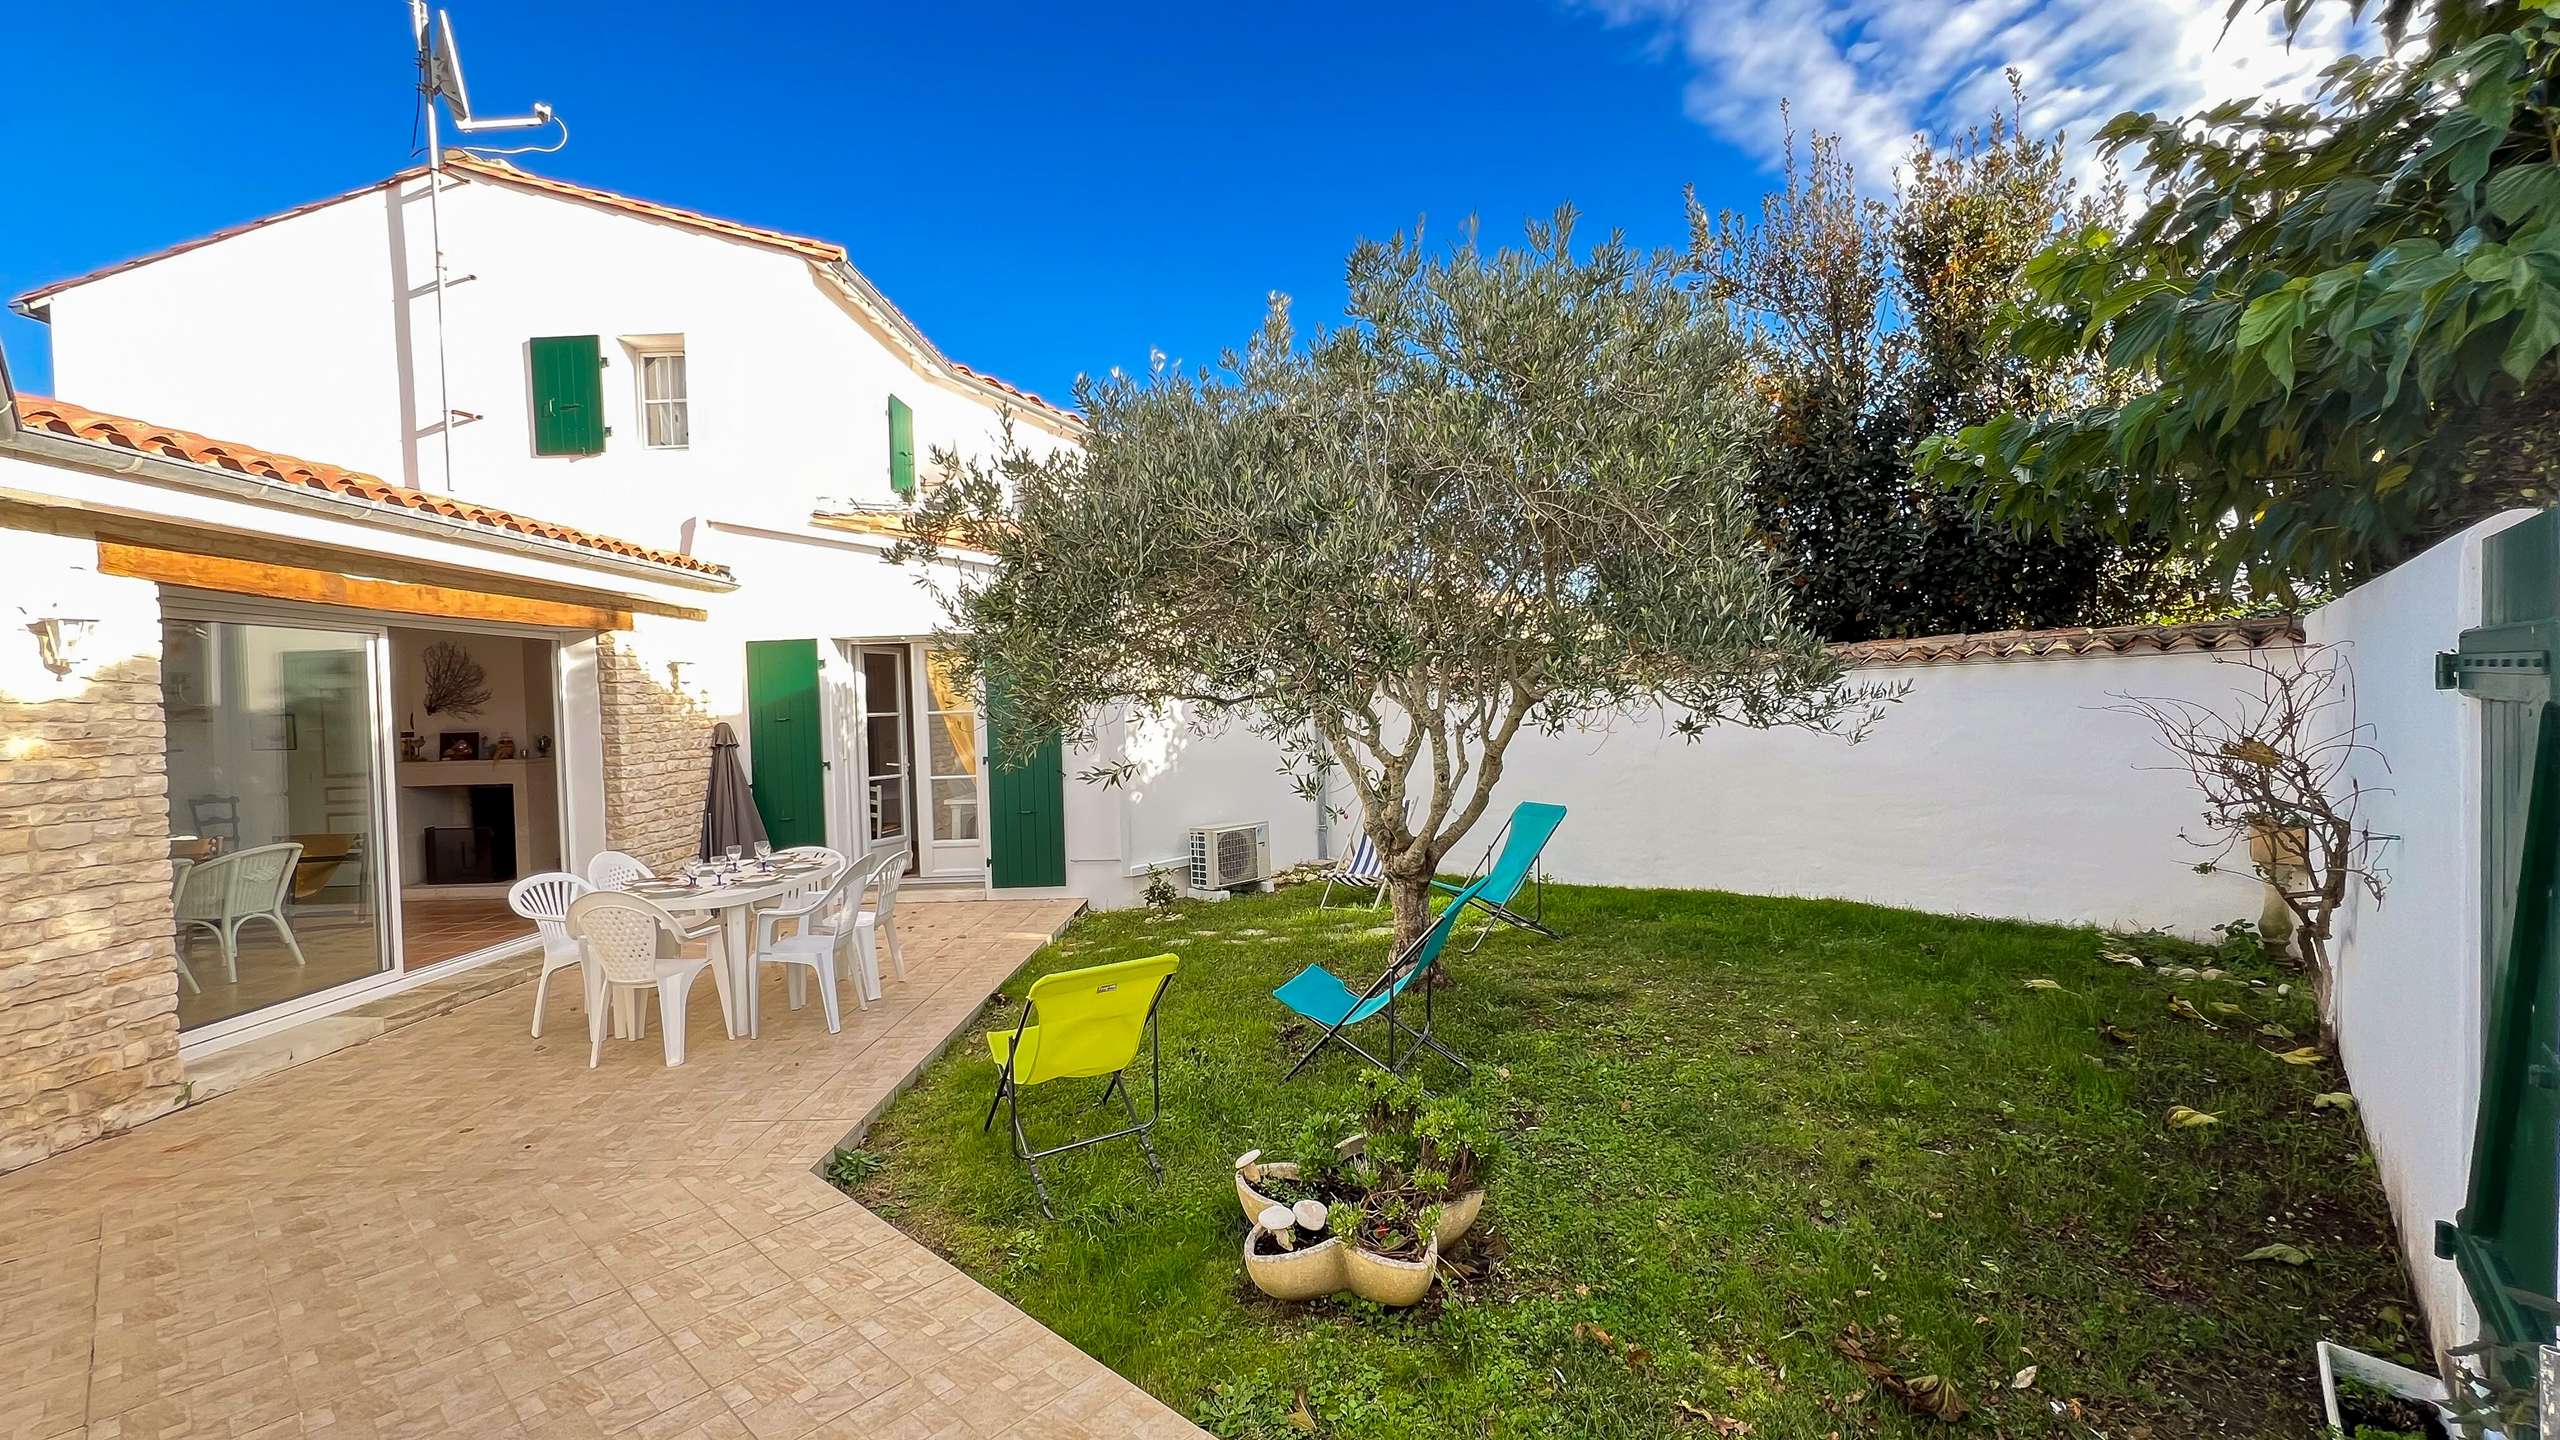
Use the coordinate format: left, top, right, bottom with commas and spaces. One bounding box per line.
1319, 801, 1406, 909
1319, 830, 1387, 909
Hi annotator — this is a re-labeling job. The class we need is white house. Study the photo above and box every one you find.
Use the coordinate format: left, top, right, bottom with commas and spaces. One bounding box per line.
0, 349, 744, 1164
14, 153, 1326, 927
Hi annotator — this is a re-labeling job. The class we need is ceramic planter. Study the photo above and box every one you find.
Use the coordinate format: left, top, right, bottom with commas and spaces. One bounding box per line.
2314, 1341, 2465, 1436
1342, 1234, 1439, 1306
1239, 1158, 1488, 1251
1242, 1226, 1349, 1302
1235, 1161, 1301, 1224
1434, 1189, 1486, 1248
2246, 819, 2310, 951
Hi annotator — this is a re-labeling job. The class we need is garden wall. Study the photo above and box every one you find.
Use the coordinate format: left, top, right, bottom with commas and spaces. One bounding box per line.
1421, 625, 2290, 939
2307, 511, 2531, 1355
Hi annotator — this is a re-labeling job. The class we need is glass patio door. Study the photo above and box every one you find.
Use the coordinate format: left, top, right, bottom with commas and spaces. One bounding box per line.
859, 647, 913, 861
161, 614, 391, 1032
921, 649, 983, 876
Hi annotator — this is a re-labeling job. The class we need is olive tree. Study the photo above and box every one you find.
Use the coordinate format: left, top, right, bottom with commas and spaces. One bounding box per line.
896, 212, 1896, 949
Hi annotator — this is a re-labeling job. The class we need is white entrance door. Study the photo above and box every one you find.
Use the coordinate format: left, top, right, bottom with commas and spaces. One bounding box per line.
856, 647, 913, 863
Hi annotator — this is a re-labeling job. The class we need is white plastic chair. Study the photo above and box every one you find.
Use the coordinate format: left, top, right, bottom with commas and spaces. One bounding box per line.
750, 863, 863, 1032
858, 844, 911, 995
509, 871, 594, 1037
167, 859, 201, 994
175, 842, 306, 981
567, 890, 731, 1067
587, 850, 655, 890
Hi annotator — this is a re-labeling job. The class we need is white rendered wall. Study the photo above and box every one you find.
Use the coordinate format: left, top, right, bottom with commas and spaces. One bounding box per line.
2308, 511, 2531, 1354
37, 172, 1072, 561
1388, 650, 2272, 937
44, 189, 405, 484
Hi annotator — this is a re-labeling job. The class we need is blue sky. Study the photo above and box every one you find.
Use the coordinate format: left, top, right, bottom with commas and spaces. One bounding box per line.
0, 1, 2363, 410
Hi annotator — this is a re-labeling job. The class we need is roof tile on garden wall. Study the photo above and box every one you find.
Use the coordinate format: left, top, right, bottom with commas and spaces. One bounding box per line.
1833, 616, 2303, 668
14, 397, 733, 580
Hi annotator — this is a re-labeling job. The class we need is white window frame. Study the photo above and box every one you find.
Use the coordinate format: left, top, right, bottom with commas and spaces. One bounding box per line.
634, 344, 689, 451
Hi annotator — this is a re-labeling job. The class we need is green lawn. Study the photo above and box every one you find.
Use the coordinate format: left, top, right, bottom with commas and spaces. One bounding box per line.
853, 883, 2419, 1438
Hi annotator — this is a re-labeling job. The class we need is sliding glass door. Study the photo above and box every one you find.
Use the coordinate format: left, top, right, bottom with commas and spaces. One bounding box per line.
161, 615, 391, 1031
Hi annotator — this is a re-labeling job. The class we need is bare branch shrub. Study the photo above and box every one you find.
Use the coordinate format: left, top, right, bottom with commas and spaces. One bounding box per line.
2113, 643, 2389, 1023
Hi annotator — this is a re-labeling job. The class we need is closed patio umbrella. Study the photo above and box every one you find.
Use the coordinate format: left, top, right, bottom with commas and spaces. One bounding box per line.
700, 722, 770, 860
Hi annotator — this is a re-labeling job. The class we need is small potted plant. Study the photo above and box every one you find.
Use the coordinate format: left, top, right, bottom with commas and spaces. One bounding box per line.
1336, 1193, 1441, 1306
1242, 1198, 1345, 1301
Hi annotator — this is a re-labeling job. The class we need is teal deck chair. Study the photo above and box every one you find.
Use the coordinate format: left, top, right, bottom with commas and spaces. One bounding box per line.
1276, 875, 1489, 1080
1435, 801, 1566, 946
982, 953, 1180, 1216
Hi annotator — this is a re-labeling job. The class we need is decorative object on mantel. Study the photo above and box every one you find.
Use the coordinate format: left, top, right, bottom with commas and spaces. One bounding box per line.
421, 639, 490, 718
491, 732, 518, 761
534, 733, 552, 758
439, 731, 481, 761
398, 711, 425, 762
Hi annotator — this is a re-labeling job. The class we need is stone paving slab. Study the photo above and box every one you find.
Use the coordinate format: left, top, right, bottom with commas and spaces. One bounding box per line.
0, 901, 1206, 1440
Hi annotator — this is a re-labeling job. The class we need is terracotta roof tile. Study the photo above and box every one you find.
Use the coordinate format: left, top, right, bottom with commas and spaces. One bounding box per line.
1832, 616, 2303, 668
13, 397, 732, 581
440, 155, 847, 264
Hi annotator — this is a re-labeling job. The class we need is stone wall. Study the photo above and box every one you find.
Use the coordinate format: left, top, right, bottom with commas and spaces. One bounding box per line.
596, 630, 713, 872
0, 572, 186, 1174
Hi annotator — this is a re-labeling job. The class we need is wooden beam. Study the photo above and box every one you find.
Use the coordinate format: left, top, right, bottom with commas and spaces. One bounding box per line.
98, 542, 638, 631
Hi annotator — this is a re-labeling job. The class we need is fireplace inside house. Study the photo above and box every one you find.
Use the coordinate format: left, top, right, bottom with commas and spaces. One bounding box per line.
419, 784, 517, 885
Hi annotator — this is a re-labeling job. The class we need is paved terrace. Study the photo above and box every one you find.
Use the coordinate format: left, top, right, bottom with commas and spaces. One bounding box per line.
0, 900, 1204, 1440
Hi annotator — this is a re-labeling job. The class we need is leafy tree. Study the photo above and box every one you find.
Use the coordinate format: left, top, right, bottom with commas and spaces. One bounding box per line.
1693, 97, 2186, 642
1917, 1, 2560, 597
896, 214, 1893, 949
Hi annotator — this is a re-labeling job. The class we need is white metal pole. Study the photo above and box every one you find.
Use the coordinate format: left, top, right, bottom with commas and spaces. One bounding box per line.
426, 100, 455, 493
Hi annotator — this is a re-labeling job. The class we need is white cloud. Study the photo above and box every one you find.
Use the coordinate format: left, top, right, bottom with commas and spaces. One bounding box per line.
1581, 0, 2375, 190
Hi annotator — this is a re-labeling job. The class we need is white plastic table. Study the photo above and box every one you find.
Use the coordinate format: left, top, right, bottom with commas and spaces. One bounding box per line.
624, 860, 828, 1038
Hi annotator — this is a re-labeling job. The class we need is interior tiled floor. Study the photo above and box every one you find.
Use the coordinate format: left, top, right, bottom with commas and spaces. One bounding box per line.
401, 890, 538, 968
5, 899, 1200, 1440
174, 894, 534, 1033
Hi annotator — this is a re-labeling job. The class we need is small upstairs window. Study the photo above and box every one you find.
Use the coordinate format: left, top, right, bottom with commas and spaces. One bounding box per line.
639, 349, 689, 450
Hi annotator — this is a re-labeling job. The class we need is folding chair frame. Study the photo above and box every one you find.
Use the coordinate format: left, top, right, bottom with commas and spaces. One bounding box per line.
1439, 811, 1563, 950
1282, 929, 1472, 1082
980, 975, 1174, 1217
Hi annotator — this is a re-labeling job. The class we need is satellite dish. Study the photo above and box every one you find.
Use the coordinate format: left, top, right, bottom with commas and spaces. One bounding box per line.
411, 4, 556, 136
430, 11, 474, 124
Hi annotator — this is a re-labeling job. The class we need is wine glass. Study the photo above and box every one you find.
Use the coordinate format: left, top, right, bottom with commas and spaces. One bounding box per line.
753, 840, 773, 864
724, 845, 742, 869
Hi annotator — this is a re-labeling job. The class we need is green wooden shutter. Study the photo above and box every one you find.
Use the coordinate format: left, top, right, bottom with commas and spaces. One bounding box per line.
744, 640, 827, 849
2439, 507, 2560, 1384
887, 394, 916, 498
530, 335, 607, 456
985, 670, 1065, 888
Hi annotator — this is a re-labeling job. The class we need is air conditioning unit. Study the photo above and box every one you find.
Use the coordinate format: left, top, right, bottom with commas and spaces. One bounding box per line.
1189, 821, 1272, 892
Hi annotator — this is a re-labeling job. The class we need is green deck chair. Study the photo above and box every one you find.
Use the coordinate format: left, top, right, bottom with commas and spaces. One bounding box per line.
1434, 801, 1567, 947
982, 953, 1180, 1216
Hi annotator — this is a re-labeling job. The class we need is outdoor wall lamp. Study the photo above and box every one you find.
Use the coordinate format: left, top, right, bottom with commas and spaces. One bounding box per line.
26, 612, 97, 678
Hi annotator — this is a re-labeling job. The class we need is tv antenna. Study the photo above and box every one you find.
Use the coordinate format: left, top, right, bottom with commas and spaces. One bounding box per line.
406, 3, 565, 490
